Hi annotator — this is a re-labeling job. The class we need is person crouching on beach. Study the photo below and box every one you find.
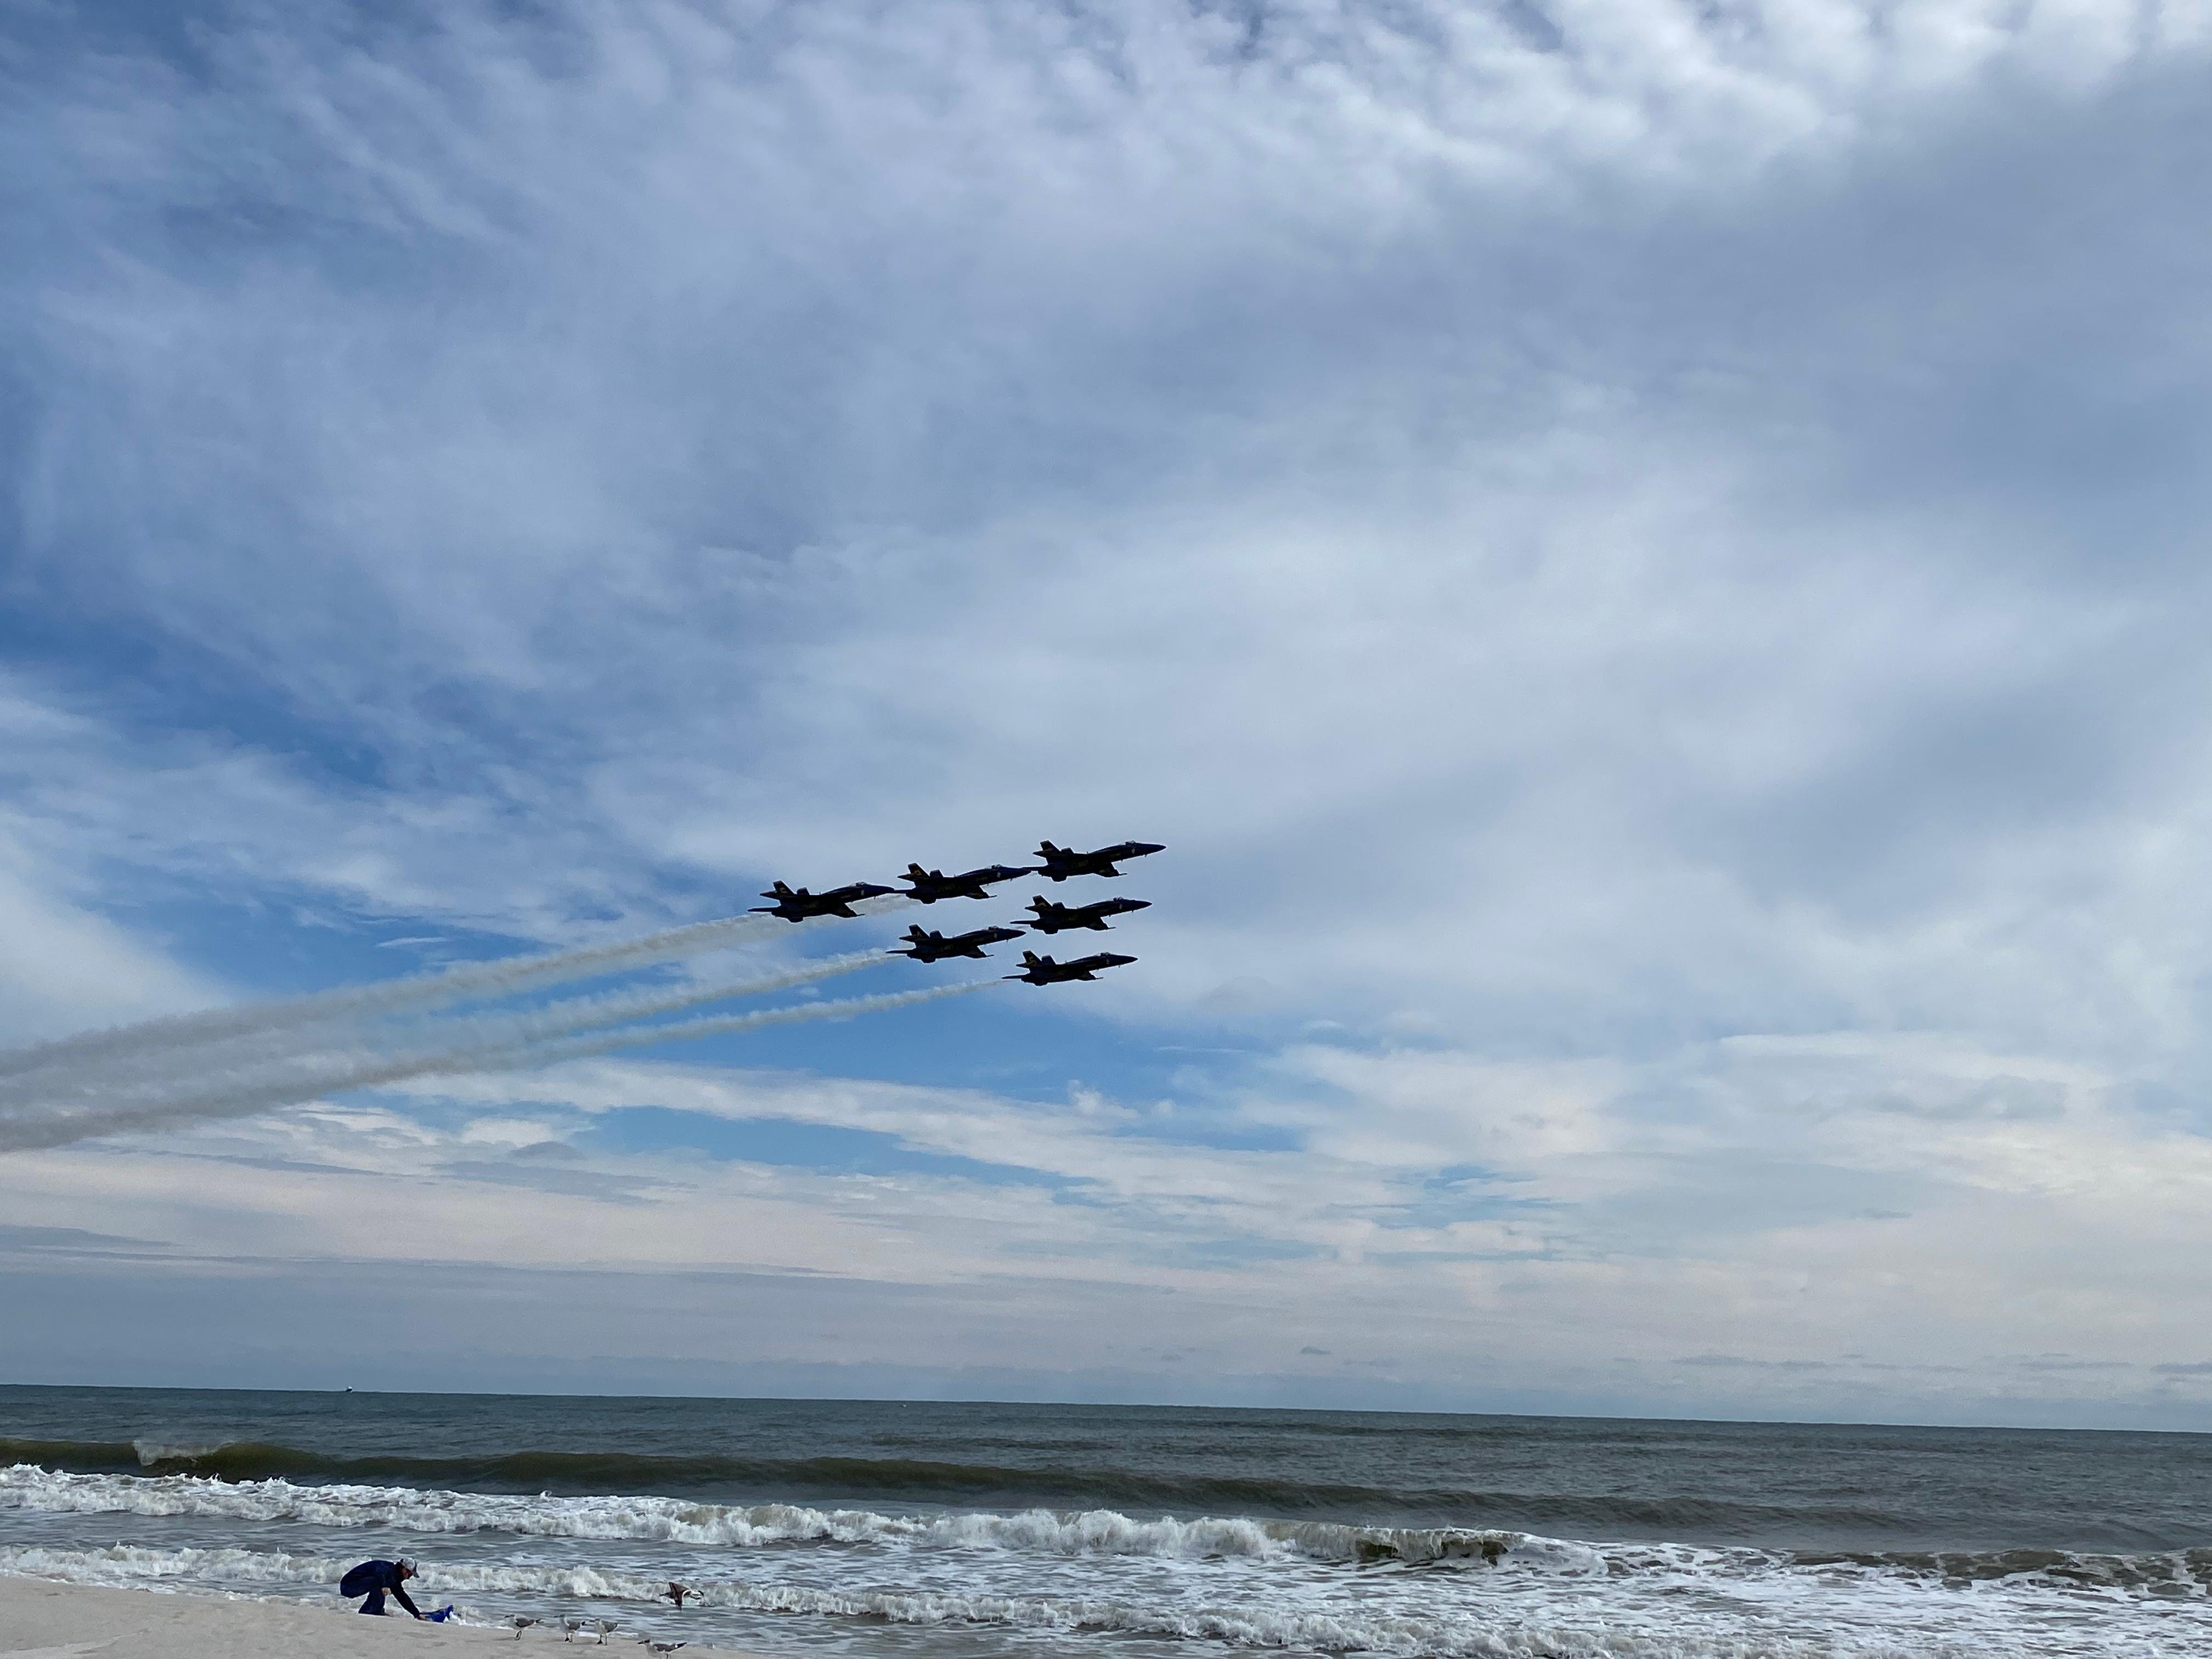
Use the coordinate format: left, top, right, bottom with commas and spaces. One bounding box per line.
338, 1555, 426, 1617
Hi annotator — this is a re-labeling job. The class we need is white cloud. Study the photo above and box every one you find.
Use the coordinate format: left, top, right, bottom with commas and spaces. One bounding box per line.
11, 1026, 2208, 1420
0, 862, 210, 1046
3, 1, 2212, 1417
0, 695, 219, 1043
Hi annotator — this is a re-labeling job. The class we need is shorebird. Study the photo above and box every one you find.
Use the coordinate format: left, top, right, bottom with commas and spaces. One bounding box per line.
639, 1644, 687, 1655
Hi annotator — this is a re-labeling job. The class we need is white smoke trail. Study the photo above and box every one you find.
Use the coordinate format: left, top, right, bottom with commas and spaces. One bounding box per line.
517, 979, 995, 1067
0, 950, 899, 1147
0, 895, 911, 1088
408, 947, 897, 1053
0, 971, 988, 1155
0, 944, 899, 1115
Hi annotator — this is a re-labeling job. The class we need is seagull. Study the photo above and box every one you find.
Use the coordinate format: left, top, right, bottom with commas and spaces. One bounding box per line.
664, 1582, 694, 1609
510, 1615, 540, 1640
639, 1644, 687, 1655
563, 1617, 588, 1642
594, 1620, 621, 1644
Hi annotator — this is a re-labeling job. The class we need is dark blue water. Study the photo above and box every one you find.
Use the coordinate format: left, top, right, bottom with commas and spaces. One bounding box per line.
4, 1387, 2209, 1657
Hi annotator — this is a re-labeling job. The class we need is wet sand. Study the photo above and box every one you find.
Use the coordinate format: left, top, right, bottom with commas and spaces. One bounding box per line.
0, 1574, 748, 1656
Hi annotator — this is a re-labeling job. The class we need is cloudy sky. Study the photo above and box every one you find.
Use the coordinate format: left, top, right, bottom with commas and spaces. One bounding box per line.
5, 0, 2212, 1427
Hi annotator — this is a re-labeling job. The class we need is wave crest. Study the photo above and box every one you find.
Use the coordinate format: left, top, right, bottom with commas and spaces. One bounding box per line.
0, 1464, 1545, 1567
0, 1436, 1938, 1541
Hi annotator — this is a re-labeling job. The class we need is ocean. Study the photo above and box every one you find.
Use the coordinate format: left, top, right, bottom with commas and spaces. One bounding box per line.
2, 1386, 2206, 1656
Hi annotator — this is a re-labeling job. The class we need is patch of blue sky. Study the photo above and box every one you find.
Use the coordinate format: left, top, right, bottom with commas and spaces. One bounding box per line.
0, 607, 399, 796
584, 1105, 1080, 1190
640, 980, 1216, 1107
2, 572, 600, 820
995, 1226, 1324, 1269
2, 0, 230, 74
67, 883, 559, 1003
1097, 1110, 1301, 1154
1376, 1189, 1561, 1230
1421, 1162, 1513, 1187
1363, 1246, 1558, 1266
1110, 1234, 1326, 1270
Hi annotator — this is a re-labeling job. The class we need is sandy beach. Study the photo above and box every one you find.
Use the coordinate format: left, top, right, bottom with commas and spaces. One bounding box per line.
0, 1575, 750, 1657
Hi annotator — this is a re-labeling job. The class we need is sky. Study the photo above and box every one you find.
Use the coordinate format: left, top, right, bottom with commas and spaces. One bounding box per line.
4, 0, 2212, 1429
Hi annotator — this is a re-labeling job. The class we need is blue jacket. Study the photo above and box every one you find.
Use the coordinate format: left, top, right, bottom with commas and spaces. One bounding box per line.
338, 1560, 422, 1616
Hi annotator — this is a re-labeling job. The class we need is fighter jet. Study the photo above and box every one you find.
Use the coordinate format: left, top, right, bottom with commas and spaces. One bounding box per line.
1023, 895, 1152, 935
891, 923, 1026, 963
1006, 950, 1137, 985
751, 879, 898, 923
1034, 840, 1165, 882
898, 861, 1038, 904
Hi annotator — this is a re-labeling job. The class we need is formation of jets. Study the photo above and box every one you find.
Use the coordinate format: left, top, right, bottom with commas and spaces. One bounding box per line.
753, 840, 1161, 987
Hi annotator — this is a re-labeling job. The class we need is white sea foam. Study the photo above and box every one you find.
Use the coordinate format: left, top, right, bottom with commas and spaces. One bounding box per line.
0, 1542, 1875, 1657
0, 1465, 1566, 1568
7, 1470, 2208, 1658
7, 1539, 2198, 1659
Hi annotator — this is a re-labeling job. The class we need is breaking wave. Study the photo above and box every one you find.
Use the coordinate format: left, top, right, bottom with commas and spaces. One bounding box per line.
7, 1465, 2208, 1659
0, 1436, 1935, 1539
7, 1464, 2209, 1599
0, 1463, 1548, 1567
10, 1396, 2208, 1659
